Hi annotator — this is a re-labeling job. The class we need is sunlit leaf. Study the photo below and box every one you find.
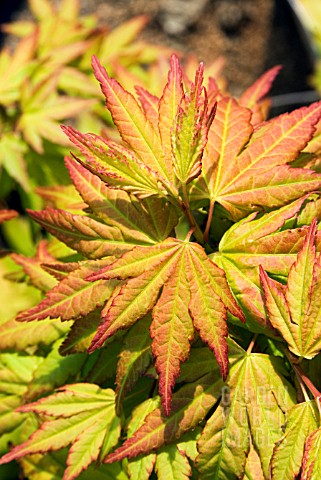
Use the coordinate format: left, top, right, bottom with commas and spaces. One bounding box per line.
0, 384, 121, 480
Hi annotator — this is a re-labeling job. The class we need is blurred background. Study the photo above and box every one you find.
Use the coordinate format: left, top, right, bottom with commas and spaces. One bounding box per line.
1, 0, 320, 114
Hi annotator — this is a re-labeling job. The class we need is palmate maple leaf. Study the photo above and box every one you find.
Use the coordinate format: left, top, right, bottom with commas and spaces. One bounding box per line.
189, 90, 321, 224
260, 219, 321, 359
86, 236, 244, 414
13, 52, 321, 422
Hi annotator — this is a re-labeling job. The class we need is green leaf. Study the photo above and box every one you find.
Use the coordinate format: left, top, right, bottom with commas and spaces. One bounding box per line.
116, 314, 152, 415
23, 339, 87, 402
0, 384, 121, 480
155, 443, 192, 479
59, 311, 104, 355
270, 400, 319, 479
171, 61, 215, 185
196, 353, 296, 479
0, 133, 30, 192
0, 353, 42, 454
0, 316, 70, 352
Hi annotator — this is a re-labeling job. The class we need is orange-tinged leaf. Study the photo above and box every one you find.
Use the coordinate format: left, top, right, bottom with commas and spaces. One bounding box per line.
192, 101, 321, 221
150, 251, 194, 415
190, 243, 245, 322
158, 54, 184, 182
16, 259, 118, 322
186, 248, 228, 379
301, 427, 321, 480
260, 220, 321, 358
260, 268, 298, 348
243, 441, 265, 480
88, 248, 181, 351
65, 156, 177, 244
239, 66, 281, 111
63, 126, 164, 197
199, 96, 253, 201
230, 102, 321, 181
0, 210, 18, 224
88, 239, 243, 409
28, 208, 144, 258
105, 372, 224, 463
286, 219, 317, 340
92, 56, 171, 184
136, 85, 159, 130
172, 62, 215, 185
218, 165, 321, 219
214, 198, 318, 322
239, 66, 281, 124
217, 257, 275, 335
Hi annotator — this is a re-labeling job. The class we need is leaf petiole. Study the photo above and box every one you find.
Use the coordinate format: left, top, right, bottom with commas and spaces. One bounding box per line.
181, 183, 204, 244
204, 198, 215, 243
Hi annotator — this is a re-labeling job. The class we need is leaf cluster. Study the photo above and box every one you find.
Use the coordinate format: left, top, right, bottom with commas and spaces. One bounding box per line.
0, 0, 166, 251
1, 45, 321, 479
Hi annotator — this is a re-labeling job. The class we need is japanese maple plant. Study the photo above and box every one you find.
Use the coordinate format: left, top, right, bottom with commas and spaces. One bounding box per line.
1, 53, 321, 479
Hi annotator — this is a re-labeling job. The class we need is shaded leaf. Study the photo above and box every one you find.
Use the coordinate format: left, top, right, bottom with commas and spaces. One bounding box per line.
196, 353, 295, 479
11, 240, 58, 292
116, 314, 152, 415
155, 443, 192, 479
23, 339, 87, 402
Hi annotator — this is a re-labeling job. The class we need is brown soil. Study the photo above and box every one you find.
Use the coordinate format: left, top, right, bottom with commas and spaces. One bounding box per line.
83, 0, 274, 96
